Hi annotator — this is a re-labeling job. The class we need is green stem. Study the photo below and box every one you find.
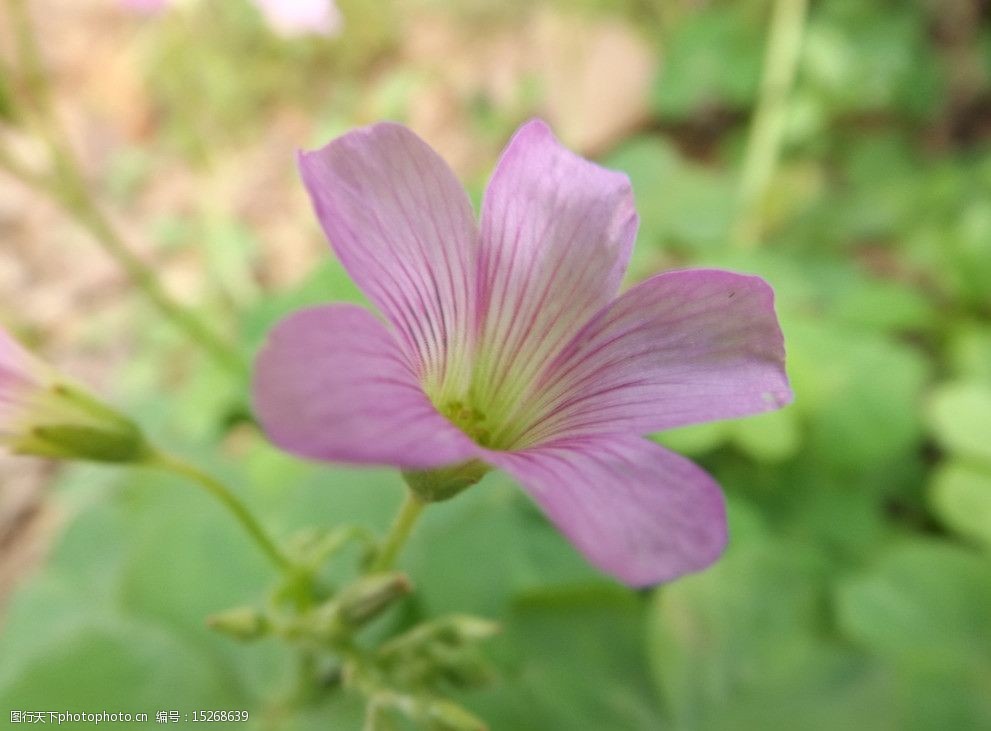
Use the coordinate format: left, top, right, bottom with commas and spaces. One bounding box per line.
733, 0, 809, 250
6, 0, 52, 117
1, 0, 245, 378
371, 490, 425, 573
0, 144, 44, 188
148, 449, 293, 574
53, 172, 247, 377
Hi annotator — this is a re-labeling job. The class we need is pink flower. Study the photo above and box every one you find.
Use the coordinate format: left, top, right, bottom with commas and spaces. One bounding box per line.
119, 0, 170, 14
120, 0, 343, 37
253, 0, 342, 38
253, 120, 792, 585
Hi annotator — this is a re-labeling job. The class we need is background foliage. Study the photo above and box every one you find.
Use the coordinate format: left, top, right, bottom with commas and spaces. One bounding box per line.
1, 0, 990, 728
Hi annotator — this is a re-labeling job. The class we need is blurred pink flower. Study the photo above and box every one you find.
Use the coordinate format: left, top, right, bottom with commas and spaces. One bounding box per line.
120, 0, 343, 37
253, 0, 342, 37
120, 0, 169, 14
254, 120, 792, 585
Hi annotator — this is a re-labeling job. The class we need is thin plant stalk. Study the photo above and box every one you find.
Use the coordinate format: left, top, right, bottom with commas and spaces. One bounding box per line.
371, 490, 425, 573
148, 449, 294, 574
1, 0, 246, 378
733, 0, 809, 250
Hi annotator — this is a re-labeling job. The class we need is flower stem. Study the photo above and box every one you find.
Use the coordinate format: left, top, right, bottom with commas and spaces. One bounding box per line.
54, 173, 248, 378
1, 0, 246, 379
371, 490, 425, 573
732, 0, 809, 250
148, 450, 293, 574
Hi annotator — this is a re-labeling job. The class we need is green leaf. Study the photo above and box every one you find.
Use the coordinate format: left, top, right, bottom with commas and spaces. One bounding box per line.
928, 381, 991, 465
0, 614, 240, 715
463, 586, 663, 731
240, 257, 367, 351
836, 540, 991, 729
729, 407, 801, 463
837, 541, 991, 669
931, 462, 991, 549
651, 4, 764, 118
653, 420, 731, 457
647, 502, 891, 731
946, 324, 991, 382
830, 276, 935, 333
801, 3, 943, 119
404, 476, 601, 618
788, 320, 928, 470
606, 137, 735, 265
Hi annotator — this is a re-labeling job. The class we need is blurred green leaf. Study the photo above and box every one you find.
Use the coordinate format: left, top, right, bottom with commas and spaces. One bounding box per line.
801, 1, 943, 118
240, 258, 367, 350
464, 586, 662, 731
835, 541, 991, 729
927, 381, 991, 465
931, 462, 991, 550
0, 619, 241, 719
652, 3, 764, 118
647, 502, 891, 731
607, 137, 735, 266
788, 320, 928, 471
946, 325, 991, 382
830, 276, 935, 333
653, 420, 731, 457
404, 476, 601, 618
729, 407, 801, 463
837, 541, 991, 669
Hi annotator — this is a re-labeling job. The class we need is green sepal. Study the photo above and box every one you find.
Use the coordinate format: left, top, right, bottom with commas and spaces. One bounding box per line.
402, 460, 490, 503
10, 382, 149, 464
21, 423, 148, 463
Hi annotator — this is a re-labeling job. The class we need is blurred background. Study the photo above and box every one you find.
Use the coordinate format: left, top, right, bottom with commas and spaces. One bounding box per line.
1, 0, 990, 728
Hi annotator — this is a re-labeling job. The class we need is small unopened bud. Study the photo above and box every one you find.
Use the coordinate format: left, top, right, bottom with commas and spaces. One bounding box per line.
207, 607, 269, 641
435, 615, 501, 645
1, 329, 148, 463
380, 614, 500, 659
377, 614, 500, 690
296, 573, 413, 642
337, 572, 412, 627
420, 699, 487, 731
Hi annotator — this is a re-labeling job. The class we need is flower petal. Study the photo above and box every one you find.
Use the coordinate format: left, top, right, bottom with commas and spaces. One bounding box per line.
473, 119, 638, 417
253, 0, 343, 37
488, 435, 727, 585
512, 269, 792, 445
252, 304, 478, 468
297, 123, 479, 394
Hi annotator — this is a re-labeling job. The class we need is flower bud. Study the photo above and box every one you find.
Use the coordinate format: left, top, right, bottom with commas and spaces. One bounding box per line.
380, 614, 500, 658
206, 606, 270, 641
419, 699, 487, 731
1, 328, 148, 463
336, 572, 412, 627
293, 572, 412, 642
377, 614, 500, 690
